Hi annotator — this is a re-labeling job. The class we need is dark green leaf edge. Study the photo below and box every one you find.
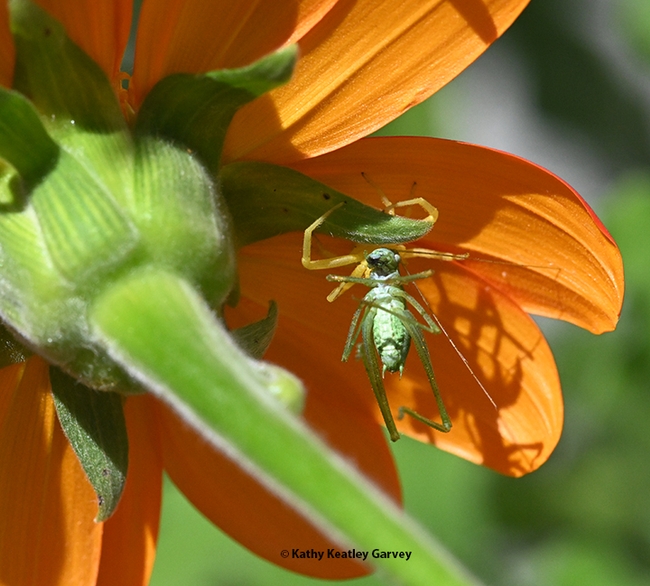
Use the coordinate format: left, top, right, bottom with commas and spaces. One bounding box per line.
135, 45, 298, 173
50, 367, 129, 522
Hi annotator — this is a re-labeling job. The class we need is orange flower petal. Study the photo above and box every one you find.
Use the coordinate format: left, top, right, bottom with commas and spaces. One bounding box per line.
385, 262, 562, 476
233, 232, 561, 476
96, 395, 162, 586
290, 136, 624, 334
223, 0, 529, 164
0, 357, 103, 585
36, 0, 132, 88
130, 0, 337, 107
0, 2, 13, 88
154, 320, 400, 580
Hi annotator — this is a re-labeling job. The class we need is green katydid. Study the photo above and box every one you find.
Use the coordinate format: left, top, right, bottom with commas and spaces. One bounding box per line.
301, 198, 469, 442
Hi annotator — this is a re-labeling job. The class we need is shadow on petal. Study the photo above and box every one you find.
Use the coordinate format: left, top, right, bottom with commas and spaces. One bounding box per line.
36, 0, 132, 85
0, 1, 13, 87
386, 261, 562, 476
449, 0, 499, 43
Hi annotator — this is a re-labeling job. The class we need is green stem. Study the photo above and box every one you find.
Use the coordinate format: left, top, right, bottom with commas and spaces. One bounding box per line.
89, 267, 477, 586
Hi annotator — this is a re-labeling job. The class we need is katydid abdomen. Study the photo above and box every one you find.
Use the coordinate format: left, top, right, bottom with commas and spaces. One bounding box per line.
368, 285, 411, 376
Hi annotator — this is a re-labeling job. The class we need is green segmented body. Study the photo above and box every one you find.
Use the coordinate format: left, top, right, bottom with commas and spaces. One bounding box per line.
327, 247, 452, 441
368, 283, 411, 375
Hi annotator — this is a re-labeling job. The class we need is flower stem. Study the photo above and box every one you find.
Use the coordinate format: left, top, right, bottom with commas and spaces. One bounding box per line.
89, 267, 478, 586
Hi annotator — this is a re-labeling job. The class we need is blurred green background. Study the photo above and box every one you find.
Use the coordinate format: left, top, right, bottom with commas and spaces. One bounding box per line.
149, 1, 650, 584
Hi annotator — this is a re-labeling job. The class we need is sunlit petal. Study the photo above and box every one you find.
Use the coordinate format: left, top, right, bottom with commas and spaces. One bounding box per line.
290, 136, 624, 333
131, 0, 338, 107
0, 357, 103, 585
387, 262, 562, 476
96, 395, 162, 586
36, 0, 132, 88
223, 0, 529, 164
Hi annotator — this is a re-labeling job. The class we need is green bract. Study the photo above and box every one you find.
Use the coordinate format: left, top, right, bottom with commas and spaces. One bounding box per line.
221, 161, 435, 248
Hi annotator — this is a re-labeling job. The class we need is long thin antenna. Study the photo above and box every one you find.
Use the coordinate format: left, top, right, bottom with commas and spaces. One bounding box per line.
409, 273, 499, 411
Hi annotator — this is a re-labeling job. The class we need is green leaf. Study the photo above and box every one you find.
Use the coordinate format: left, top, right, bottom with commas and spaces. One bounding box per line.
9, 0, 125, 134
0, 88, 58, 196
135, 45, 298, 173
220, 161, 434, 247
231, 300, 278, 360
90, 267, 475, 586
50, 366, 129, 522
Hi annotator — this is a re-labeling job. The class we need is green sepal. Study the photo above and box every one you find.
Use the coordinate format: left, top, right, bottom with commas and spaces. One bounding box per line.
50, 366, 129, 522
0, 131, 236, 392
0, 88, 58, 196
220, 162, 434, 248
230, 303, 306, 412
135, 45, 298, 173
31, 148, 138, 284
231, 300, 278, 360
9, 0, 125, 134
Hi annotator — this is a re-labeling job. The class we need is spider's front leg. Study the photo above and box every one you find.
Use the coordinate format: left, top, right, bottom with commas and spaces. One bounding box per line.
301, 203, 372, 301
301, 203, 362, 271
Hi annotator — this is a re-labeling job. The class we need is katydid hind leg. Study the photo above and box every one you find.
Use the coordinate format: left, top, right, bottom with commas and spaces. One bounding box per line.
398, 406, 451, 433
342, 304, 369, 362
361, 310, 401, 442
397, 308, 452, 433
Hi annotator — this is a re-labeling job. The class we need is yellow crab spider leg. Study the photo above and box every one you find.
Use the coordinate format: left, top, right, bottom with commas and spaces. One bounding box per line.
383, 198, 439, 224
301, 203, 372, 302
361, 172, 439, 224
324, 241, 461, 303
302, 182, 463, 304
301, 203, 368, 271
326, 259, 369, 302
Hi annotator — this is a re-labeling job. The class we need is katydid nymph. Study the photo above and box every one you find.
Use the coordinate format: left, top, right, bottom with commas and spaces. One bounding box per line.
301, 199, 469, 442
